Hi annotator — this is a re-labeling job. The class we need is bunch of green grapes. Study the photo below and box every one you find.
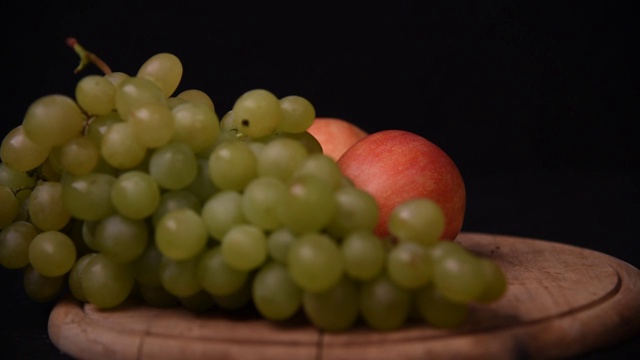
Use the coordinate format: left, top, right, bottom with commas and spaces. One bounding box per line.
0, 42, 506, 332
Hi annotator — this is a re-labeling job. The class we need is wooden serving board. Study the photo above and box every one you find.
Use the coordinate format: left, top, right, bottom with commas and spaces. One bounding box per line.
48, 232, 640, 360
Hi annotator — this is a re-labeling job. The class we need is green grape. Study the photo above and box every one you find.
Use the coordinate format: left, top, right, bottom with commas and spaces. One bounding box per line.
414, 284, 469, 328
359, 274, 412, 331
341, 230, 385, 281
68, 253, 98, 302
137, 53, 183, 98
232, 89, 284, 138
75, 74, 116, 116
267, 227, 296, 264
256, 136, 308, 181
110, 170, 161, 220
277, 95, 316, 133
22, 94, 85, 147
151, 190, 201, 227
197, 246, 248, 296
211, 276, 252, 310
58, 136, 100, 176
0, 220, 38, 269
302, 276, 359, 332
221, 224, 267, 271
176, 89, 215, 112
200, 190, 245, 240
28, 231, 76, 277
62, 172, 116, 221
80, 220, 100, 251
94, 214, 149, 264
132, 244, 164, 287
155, 208, 208, 260
388, 198, 445, 246
178, 290, 215, 312
80, 253, 135, 309
23, 265, 64, 302
252, 261, 302, 321
0, 185, 18, 228
387, 241, 432, 289
149, 142, 198, 190
219, 110, 235, 132
128, 102, 175, 148
326, 186, 379, 238
287, 232, 343, 293
0, 163, 36, 190
104, 72, 130, 87
183, 159, 218, 203
432, 247, 486, 303
101, 121, 147, 169
28, 181, 71, 231
241, 176, 286, 231
86, 111, 123, 145
114, 76, 167, 120
159, 255, 202, 297
171, 102, 220, 154
138, 284, 180, 308
475, 257, 507, 303
280, 131, 323, 155
0, 125, 50, 172
428, 240, 468, 262
277, 175, 338, 234
207, 140, 257, 191
292, 153, 343, 190
167, 97, 187, 109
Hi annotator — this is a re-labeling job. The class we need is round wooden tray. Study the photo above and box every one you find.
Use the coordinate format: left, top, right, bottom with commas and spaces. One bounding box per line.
48, 232, 640, 360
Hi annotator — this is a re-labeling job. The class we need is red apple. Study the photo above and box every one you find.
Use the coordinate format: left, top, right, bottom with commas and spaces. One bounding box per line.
337, 130, 466, 241
307, 117, 368, 161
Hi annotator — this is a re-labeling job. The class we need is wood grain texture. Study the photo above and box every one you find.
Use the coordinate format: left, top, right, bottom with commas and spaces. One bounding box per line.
48, 232, 640, 360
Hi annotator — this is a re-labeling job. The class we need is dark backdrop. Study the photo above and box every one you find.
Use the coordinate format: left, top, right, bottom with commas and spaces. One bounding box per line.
1, 2, 638, 359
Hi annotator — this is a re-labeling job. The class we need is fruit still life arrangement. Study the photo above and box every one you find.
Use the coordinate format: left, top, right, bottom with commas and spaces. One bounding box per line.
0, 38, 504, 331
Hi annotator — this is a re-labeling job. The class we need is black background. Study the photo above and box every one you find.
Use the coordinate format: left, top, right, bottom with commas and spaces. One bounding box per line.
1, 1, 638, 359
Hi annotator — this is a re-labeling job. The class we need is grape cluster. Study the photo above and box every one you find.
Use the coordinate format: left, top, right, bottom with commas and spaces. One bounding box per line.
0, 48, 506, 332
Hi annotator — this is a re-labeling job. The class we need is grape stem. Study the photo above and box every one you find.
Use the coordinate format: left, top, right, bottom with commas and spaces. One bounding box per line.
66, 37, 112, 75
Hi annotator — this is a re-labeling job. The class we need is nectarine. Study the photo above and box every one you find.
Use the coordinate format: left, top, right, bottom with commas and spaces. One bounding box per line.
306, 118, 368, 161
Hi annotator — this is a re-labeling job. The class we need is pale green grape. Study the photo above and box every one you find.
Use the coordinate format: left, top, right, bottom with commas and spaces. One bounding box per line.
68, 253, 97, 302
428, 240, 467, 262
104, 72, 130, 87
171, 102, 220, 153
177, 89, 215, 111
475, 257, 507, 303
0, 185, 18, 228
256, 137, 308, 181
200, 190, 245, 241
207, 140, 257, 191
80, 253, 135, 309
278, 95, 315, 133
252, 261, 302, 321
0, 220, 38, 269
149, 142, 198, 190
23, 265, 64, 302
326, 186, 379, 238
62, 172, 116, 221
197, 246, 248, 296
414, 284, 469, 328
183, 159, 219, 203
359, 274, 411, 331
277, 175, 338, 234
22, 94, 85, 147
75, 74, 116, 116
388, 198, 445, 246
159, 255, 202, 297
101, 121, 147, 169
167, 97, 187, 109
0, 125, 50, 172
132, 244, 164, 287
86, 111, 123, 145
94, 214, 149, 264
221, 224, 267, 271
114, 76, 167, 119
138, 284, 180, 308
341, 230, 385, 281
110, 170, 161, 219
292, 153, 343, 190
302, 276, 358, 332
267, 227, 296, 264
280, 131, 323, 155
232, 89, 284, 138
432, 247, 486, 303
287, 232, 343, 293
28, 230, 76, 277
81, 220, 100, 251
155, 208, 207, 260
219, 110, 235, 132
58, 136, 100, 175
28, 181, 71, 231
241, 176, 286, 231
211, 276, 252, 310
387, 241, 432, 289
151, 190, 201, 227
137, 53, 183, 97
128, 102, 175, 148
0, 163, 36, 190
